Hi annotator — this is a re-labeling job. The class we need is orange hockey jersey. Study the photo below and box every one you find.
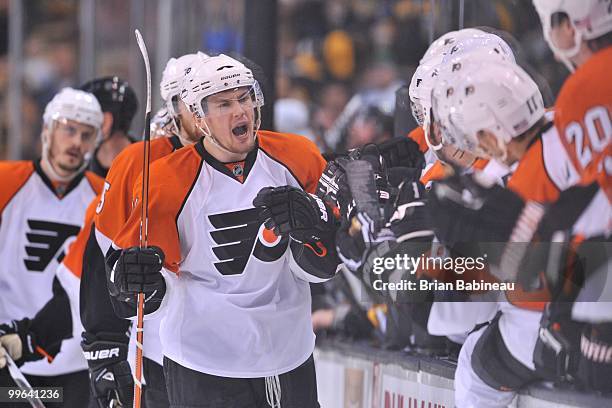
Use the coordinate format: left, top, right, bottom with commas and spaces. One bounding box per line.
553, 46, 611, 202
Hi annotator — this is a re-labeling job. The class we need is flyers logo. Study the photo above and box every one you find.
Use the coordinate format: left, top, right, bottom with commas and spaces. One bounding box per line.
24, 220, 81, 272
208, 208, 289, 275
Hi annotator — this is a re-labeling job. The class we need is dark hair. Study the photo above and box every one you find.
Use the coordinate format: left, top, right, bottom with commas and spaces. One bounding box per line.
514, 115, 548, 145
80, 76, 138, 133
587, 31, 612, 53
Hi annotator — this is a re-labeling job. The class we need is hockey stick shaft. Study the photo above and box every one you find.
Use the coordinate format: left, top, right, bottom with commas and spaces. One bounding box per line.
134, 28, 152, 408
5, 354, 46, 408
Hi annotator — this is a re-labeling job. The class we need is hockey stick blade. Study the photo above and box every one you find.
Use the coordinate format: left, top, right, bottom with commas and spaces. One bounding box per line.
5, 354, 46, 408
134, 29, 151, 116
345, 160, 382, 234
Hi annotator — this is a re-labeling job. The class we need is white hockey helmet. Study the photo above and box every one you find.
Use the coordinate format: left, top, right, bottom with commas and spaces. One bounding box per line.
411, 28, 489, 129
179, 53, 264, 120
440, 33, 516, 66
533, 0, 612, 71
443, 60, 545, 159
43, 87, 104, 130
160, 52, 209, 117
411, 31, 516, 150
41, 87, 103, 180
419, 28, 487, 64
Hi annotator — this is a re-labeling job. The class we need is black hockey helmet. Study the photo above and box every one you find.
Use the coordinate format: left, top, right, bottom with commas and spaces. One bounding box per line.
80, 76, 138, 134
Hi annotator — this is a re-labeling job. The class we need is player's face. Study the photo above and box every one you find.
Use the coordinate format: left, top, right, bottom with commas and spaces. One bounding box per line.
429, 120, 477, 168
47, 119, 97, 175
549, 17, 576, 52
202, 87, 256, 156
476, 130, 510, 164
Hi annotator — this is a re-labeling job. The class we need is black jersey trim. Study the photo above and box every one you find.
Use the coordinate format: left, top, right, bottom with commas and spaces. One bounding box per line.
33, 159, 87, 199
168, 135, 184, 151
194, 138, 258, 184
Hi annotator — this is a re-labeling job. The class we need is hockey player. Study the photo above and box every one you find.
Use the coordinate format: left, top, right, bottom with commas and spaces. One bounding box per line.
531, 0, 612, 391
81, 76, 139, 177
0, 88, 104, 406
408, 28, 515, 186
81, 53, 204, 408
428, 58, 579, 407
106, 53, 339, 407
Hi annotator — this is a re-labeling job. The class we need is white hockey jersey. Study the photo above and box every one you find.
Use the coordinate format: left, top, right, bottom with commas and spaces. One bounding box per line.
0, 160, 103, 375
112, 131, 335, 378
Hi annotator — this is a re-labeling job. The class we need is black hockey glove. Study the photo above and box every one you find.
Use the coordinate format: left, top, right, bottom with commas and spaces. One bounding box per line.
427, 172, 527, 247
106, 246, 165, 298
82, 333, 133, 408
377, 136, 425, 170
576, 323, 612, 392
533, 302, 584, 383
335, 212, 395, 272
0, 318, 44, 367
316, 157, 352, 221
253, 186, 338, 241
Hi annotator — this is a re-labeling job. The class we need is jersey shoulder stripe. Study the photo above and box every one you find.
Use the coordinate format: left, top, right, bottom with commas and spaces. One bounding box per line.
0, 161, 35, 214
257, 130, 326, 193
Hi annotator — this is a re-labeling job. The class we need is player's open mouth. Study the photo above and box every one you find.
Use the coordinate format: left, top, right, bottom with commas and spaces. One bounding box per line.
232, 124, 248, 137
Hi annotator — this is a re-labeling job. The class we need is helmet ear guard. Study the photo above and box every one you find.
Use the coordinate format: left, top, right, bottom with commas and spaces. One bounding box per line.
533, 0, 612, 72
433, 59, 544, 161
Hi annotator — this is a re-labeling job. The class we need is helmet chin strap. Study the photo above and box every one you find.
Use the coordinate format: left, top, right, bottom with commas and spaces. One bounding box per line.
425, 124, 444, 152
545, 28, 582, 73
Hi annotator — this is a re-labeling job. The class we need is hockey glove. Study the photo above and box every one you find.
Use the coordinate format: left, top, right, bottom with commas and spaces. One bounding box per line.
428, 172, 527, 247
335, 212, 395, 272
377, 136, 425, 170
82, 333, 133, 408
253, 186, 338, 240
106, 246, 165, 297
577, 323, 612, 392
533, 302, 583, 383
0, 318, 45, 367
316, 157, 352, 221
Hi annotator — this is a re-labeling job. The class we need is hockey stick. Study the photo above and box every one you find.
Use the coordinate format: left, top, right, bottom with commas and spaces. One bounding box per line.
134, 28, 152, 408
5, 354, 45, 408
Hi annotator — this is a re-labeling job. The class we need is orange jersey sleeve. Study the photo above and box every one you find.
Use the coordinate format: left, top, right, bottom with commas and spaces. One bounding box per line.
257, 130, 326, 193
420, 160, 448, 185
94, 137, 178, 241
507, 138, 560, 203
62, 196, 98, 278
0, 161, 35, 216
114, 146, 203, 273
554, 47, 611, 191
407, 127, 429, 154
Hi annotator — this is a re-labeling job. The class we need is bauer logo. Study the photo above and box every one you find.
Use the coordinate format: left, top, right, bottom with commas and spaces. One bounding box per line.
220, 73, 240, 81
208, 208, 289, 275
24, 219, 81, 272
84, 348, 120, 360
